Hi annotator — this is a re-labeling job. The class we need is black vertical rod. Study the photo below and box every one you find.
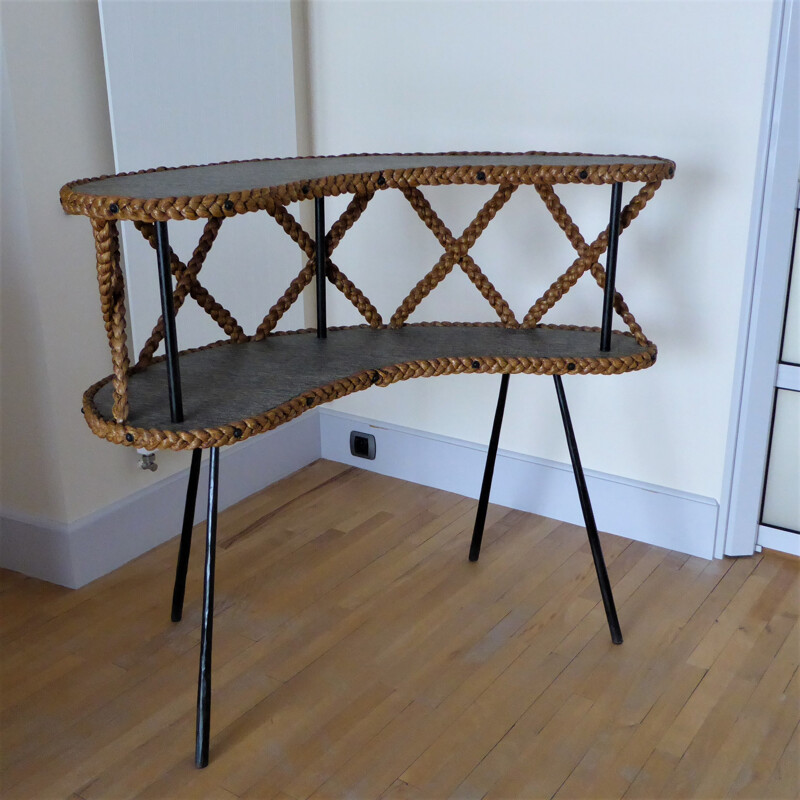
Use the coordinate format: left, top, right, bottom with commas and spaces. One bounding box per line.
155, 221, 184, 422
195, 446, 219, 768
553, 375, 623, 644
600, 182, 624, 352
171, 448, 202, 622
469, 373, 510, 562
315, 197, 327, 339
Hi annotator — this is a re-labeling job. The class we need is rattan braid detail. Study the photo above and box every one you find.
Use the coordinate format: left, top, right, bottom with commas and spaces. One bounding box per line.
327, 191, 374, 249
391, 184, 518, 328
253, 202, 316, 338
91, 219, 130, 423
522, 181, 661, 338
68, 153, 674, 453
265, 200, 315, 259
81, 323, 657, 451
133, 219, 246, 364
326, 259, 383, 326
400, 187, 518, 327
255, 263, 315, 340
60, 152, 675, 222
255, 194, 381, 337
133, 218, 245, 367
323, 192, 382, 326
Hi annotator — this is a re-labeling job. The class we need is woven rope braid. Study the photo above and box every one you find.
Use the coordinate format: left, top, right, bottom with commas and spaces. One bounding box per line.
133, 219, 246, 365
327, 191, 374, 249
326, 259, 383, 326
254, 202, 316, 339
135, 218, 220, 367
391, 184, 518, 328
91, 219, 130, 423
60, 152, 675, 222
81, 323, 656, 451
400, 187, 518, 327
522, 181, 661, 338
323, 192, 382, 326
69, 154, 675, 453
254, 262, 314, 340
588, 260, 648, 346
255, 194, 382, 337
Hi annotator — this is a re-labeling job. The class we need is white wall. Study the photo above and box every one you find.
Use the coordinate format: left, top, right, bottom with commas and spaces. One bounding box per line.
307, 0, 774, 502
98, 0, 305, 356
1, 0, 181, 524
0, 0, 777, 582
1, 0, 308, 531
0, 0, 317, 585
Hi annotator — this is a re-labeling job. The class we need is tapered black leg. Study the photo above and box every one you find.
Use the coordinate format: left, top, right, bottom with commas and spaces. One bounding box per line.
154, 221, 184, 423
553, 375, 623, 644
195, 447, 219, 768
469, 373, 510, 562
315, 197, 327, 339
171, 449, 202, 622
600, 182, 623, 352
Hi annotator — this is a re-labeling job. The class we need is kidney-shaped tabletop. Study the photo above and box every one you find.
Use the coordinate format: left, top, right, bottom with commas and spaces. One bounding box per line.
61, 151, 674, 450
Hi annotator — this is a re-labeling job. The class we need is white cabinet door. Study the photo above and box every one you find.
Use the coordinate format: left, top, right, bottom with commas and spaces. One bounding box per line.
759, 211, 800, 552
724, 0, 799, 557
98, 0, 305, 355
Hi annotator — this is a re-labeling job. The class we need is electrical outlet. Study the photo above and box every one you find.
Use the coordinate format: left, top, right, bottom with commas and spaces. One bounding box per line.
350, 431, 376, 460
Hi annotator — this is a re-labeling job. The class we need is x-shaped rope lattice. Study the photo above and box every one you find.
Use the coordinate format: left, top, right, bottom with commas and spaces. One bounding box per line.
134, 218, 245, 369
132, 177, 663, 368
131, 193, 384, 366
391, 186, 519, 328
253, 191, 381, 339
391, 181, 662, 338
523, 181, 663, 345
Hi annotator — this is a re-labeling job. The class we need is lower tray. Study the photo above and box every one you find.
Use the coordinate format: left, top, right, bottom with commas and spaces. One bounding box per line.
86, 323, 656, 450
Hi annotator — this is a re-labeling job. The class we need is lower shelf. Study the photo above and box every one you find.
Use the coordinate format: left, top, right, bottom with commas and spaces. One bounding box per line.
86, 323, 656, 450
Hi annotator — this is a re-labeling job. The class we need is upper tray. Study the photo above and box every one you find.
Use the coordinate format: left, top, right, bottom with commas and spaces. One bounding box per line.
60, 151, 676, 222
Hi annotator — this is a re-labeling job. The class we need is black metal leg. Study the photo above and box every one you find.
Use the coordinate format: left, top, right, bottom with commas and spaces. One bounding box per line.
315, 197, 327, 339
469, 373, 510, 562
195, 447, 219, 768
171, 449, 202, 622
600, 182, 623, 352
553, 375, 623, 644
154, 221, 184, 422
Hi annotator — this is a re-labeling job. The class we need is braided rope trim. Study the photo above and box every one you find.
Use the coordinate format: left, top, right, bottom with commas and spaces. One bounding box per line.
60, 151, 676, 222
391, 184, 520, 328
133, 217, 246, 367
91, 219, 130, 422
80, 323, 657, 452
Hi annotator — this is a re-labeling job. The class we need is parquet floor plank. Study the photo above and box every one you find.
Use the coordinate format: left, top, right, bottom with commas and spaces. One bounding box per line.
1, 460, 797, 800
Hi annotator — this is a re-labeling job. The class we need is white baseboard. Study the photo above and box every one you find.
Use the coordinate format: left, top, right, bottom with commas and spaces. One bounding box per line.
758, 525, 800, 557
0, 405, 727, 589
0, 413, 320, 588
319, 409, 720, 559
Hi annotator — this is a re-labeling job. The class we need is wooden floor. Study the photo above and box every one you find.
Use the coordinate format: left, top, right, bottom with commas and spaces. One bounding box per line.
1, 460, 798, 800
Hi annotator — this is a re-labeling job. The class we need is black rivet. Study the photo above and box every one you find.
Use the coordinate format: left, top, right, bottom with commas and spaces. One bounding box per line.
80, 407, 85, 414
567, 363, 576, 371
109, 203, 119, 214
476, 171, 486, 182
472, 360, 480, 369
302, 184, 310, 194
233, 427, 242, 438
377, 175, 386, 186
224, 200, 234, 211
306, 396, 314, 406
579, 170, 588, 180
125, 433, 134, 442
